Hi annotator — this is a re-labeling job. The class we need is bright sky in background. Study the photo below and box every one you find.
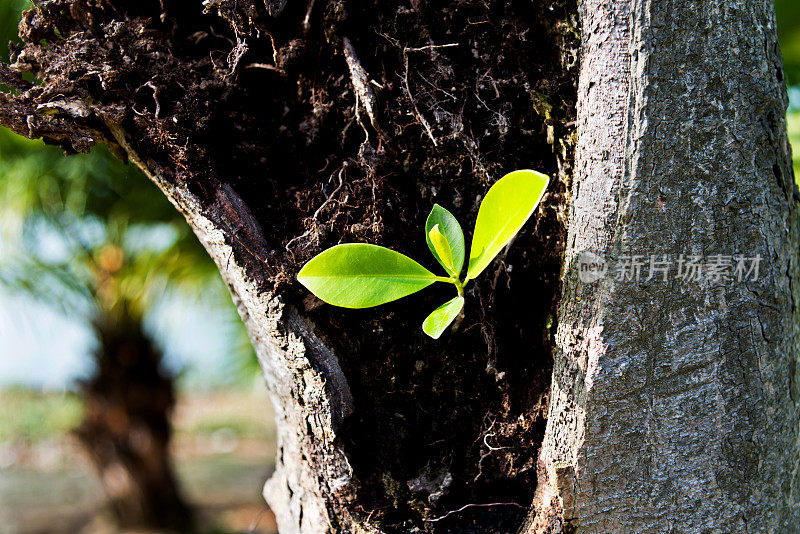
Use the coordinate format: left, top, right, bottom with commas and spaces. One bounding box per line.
0, 290, 93, 389
0, 166, 249, 391
0, 285, 242, 391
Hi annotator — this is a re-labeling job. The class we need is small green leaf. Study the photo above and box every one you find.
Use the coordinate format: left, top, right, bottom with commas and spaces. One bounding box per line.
297, 243, 437, 308
425, 204, 465, 276
422, 295, 464, 339
428, 224, 455, 274
466, 170, 549, 281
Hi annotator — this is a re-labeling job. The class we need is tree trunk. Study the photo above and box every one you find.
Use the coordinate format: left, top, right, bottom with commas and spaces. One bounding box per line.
75, 309, 194, 532
526, 0, 800, 532
0, 1, 797, 533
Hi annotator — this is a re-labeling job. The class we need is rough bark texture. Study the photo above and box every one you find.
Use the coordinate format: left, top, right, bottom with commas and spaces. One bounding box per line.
527, 0, 800, 532
0, 1, 578, 533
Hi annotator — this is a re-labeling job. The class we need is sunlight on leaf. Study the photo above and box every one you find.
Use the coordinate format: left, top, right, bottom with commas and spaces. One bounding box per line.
466, 170, 548, 281
422, 295, 464, 339
297, 243, 438, 308
428, 224, 455, 274
425, 204, 465, 276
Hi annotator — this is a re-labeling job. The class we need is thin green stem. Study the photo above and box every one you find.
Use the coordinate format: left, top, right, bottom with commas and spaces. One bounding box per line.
434, 275, 466, 297
454, 279, 465, 297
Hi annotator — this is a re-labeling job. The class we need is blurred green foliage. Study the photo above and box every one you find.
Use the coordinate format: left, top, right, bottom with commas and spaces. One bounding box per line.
789, 110, 800, 180
775, 0, 800, 183
0, 388, 82, 441
0, 124, 259, 386
0, 0, 258, 388
777, 0, 800, 87
0, 125, 221, 317
0, 0, 28, 60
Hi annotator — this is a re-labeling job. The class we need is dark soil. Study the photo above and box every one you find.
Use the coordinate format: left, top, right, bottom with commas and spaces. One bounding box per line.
0, 1, 578, 531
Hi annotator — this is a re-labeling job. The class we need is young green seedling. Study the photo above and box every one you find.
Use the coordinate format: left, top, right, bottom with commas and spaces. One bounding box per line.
297, 169, 549, 339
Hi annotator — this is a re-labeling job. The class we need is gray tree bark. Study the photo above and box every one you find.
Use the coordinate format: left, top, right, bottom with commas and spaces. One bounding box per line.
527, 0, 800, 532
